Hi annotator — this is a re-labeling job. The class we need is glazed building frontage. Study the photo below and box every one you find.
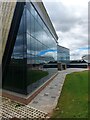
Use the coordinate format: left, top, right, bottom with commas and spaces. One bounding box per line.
57, 45, 70, 70
2, 1, 58, 95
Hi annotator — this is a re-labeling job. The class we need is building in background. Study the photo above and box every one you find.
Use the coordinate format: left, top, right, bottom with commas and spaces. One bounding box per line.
67, 54, 89, 68
2, 1, 58, 97
68, 60, 88, 68
57, 45, 70, 70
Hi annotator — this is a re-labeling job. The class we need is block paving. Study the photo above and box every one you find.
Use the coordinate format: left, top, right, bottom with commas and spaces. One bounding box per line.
0, 96, 48, 119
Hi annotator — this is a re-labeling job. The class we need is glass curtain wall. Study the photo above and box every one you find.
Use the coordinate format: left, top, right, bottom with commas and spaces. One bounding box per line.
57, 45, 70, 64
3, 2, 57, 94
26, 3, 57, 93
3, 7, 27, 94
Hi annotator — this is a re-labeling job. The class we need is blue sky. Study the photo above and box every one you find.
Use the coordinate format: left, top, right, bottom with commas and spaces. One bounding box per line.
37, 49, 57, 56
78, 47, 90, 51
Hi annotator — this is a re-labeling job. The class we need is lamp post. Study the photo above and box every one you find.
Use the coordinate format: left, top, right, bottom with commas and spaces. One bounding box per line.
82, 54, 90, 70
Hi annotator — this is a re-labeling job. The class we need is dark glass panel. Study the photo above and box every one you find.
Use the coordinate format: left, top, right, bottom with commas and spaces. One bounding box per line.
34, 9, 38, 20
26, 2, 31, 11
38, 14, 43, 28
13, 34, 24, 59
27, 33, 31, 58
35, 19, 43, 43
3, 7, 27, 94
18, 8, 26, 34
30, 4, 35, 17
31, 13, 35, 37
30, 36, 35, 55
27, 9, 31, 34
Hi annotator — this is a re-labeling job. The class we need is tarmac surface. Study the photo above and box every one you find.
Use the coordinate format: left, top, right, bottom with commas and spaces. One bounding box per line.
28, 68, 87, 114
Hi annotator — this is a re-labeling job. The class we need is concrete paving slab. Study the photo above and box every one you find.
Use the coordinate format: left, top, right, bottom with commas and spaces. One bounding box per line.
28, 68, 87, 114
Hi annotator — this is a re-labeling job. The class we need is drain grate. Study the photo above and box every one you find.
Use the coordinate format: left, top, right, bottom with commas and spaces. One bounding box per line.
0, 96, 48, 119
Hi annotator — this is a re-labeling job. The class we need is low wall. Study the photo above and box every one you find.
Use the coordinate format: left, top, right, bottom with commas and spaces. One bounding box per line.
67, 64, 88, 68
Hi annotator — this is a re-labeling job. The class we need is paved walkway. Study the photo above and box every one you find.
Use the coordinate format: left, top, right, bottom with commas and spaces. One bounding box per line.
28, 68, 87, 115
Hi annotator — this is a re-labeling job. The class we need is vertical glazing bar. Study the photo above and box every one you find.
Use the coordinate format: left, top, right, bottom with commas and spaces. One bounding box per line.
0, 1, 2, 119
88, 1, 90, 118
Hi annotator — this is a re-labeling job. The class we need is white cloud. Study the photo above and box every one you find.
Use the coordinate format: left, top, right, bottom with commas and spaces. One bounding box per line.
43, 0, 88, 60
70, 49, 88, 60
41, 51, 57, 61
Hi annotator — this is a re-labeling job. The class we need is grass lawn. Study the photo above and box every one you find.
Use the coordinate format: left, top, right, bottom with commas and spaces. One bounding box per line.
51, 70, 88, 118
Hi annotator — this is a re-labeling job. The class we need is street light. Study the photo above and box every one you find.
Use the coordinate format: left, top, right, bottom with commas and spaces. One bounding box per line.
82, 54, 90, 69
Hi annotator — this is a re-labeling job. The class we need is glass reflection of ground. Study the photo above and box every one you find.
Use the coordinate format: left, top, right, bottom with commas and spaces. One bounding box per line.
3, 65, 49, 89
27, 70, 48, 85
3, 58, 58, 95
27, 68, 57, 94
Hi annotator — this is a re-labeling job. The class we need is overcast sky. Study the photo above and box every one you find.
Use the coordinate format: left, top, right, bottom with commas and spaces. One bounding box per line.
43, 0, 89, 60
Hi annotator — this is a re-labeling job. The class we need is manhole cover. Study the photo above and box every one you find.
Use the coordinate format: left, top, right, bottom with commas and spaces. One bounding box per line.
44, 93, 49, 96
51, 96, 56, 98
33, 101, 38, 104
49, 87, 53, 89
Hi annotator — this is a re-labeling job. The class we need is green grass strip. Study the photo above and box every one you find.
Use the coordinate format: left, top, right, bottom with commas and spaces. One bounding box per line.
51, 70, 88, 118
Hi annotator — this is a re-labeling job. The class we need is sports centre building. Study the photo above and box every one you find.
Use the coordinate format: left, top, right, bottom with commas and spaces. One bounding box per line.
2, 0, 58, 101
